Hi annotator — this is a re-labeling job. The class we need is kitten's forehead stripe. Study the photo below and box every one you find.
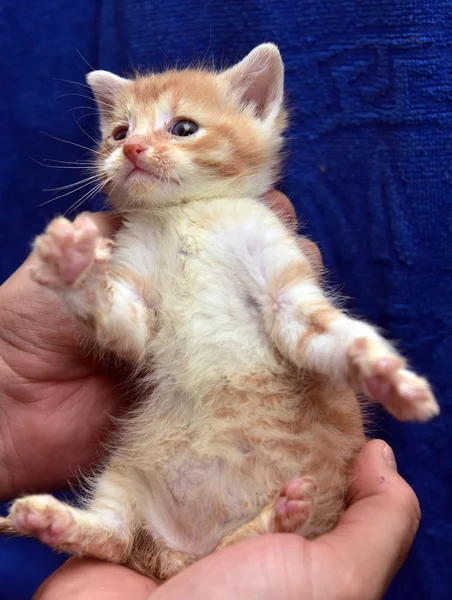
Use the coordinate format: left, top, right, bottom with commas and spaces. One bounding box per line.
122, 71, 232, 117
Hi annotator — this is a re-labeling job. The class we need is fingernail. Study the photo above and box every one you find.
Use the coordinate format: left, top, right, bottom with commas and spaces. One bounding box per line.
383, 444, 398, 472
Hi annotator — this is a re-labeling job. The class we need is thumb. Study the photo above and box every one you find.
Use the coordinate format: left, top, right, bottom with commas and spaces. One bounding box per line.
311, 439, 421, 600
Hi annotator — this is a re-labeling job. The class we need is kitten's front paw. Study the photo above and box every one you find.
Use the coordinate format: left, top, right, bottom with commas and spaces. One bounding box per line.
348, 337, 439, 422
30, 213, 112, 289
9, 494, 76, 547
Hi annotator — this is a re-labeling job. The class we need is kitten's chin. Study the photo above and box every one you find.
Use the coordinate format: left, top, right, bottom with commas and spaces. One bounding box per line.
109, 178, 181, 210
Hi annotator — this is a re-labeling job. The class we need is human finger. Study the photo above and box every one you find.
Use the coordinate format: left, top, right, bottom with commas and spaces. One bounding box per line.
309, 439, 420, 600
298, 238, 323, 276
263, 189, 297, 230
263, 190, 323, 276
33, 558, 157, 600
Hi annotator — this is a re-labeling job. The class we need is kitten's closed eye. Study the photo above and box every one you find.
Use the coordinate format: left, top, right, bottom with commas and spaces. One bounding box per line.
170, 119, 199, 137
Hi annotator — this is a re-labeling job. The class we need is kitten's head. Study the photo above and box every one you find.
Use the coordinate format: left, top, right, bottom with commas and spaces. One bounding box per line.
87, 44, 286, 210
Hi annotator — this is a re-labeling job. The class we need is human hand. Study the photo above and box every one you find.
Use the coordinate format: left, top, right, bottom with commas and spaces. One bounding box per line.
0, 212, 123, 500
34, 439, 420, 600
0, 190, 312, 501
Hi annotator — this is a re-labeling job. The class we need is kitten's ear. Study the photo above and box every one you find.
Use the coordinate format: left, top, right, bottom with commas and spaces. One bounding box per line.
219, 43, 284, 122
86, 70, 128, 127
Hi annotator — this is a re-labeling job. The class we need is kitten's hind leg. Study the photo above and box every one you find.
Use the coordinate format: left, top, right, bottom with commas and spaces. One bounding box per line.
216, 477, 316, 552
7, 494, 128, 561
5, 465, 137, 563
128, 533, 194, 581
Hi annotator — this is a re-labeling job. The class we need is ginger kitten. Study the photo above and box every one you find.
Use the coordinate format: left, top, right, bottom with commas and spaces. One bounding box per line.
0, 44, 439, 581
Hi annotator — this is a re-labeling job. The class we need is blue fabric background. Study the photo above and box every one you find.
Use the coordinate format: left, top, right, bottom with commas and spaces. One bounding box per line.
0, 0, 451, 598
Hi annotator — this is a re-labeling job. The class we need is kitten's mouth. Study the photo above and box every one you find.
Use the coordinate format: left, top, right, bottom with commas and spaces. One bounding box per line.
125, 163, 180, 186
127, 165, 160, 182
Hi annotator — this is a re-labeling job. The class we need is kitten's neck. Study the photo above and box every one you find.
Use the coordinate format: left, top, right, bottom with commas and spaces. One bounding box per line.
110, 192, 263, 219
112, 194, 264, 234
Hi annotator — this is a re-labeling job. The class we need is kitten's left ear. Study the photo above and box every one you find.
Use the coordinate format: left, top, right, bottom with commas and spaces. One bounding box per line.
219, 43, 284, 122
86, 70, 129, 127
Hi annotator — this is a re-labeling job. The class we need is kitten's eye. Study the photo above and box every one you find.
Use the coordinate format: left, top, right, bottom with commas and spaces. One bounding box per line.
170, 120, 199, 137
112, 126, 129, 141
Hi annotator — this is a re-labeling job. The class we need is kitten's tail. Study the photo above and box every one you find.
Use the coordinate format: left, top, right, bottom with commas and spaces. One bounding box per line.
0, 516, 16, 534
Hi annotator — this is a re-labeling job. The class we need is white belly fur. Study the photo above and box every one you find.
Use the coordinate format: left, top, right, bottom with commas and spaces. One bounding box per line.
110, 198, 360, 556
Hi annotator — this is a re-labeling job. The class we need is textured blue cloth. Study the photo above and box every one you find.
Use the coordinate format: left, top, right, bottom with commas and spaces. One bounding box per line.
0, 0, 451, 598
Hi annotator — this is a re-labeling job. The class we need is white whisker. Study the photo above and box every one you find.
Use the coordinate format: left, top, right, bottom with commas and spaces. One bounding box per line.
30, 157, 96, 170
53, 78, 92, 90
75, 48, 96, 73
55, 92, 93, 102
41, 158, 97, 165
64, 107, 96, 117
71, 114, 101, 146
59, 96, 116, 110
44, 174, 100, 192
64, 180, 109, 215
42, 133, 103, 156
39, 178, 103, 206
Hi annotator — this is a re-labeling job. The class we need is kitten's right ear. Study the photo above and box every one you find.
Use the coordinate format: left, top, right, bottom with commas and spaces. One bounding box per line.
86, 70, 128, 127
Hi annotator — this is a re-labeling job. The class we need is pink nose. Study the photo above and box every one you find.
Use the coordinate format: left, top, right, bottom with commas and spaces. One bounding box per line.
123, 140, 149, 163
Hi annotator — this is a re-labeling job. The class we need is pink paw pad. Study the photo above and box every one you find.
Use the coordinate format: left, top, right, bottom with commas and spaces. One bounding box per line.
274, 476, 316, 533
30, 214, 111, 289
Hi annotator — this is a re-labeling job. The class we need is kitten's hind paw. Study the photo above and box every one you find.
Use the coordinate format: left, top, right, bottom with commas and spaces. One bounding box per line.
9, 494, 77, 547
8, 494, 128, 561
274, 476, 316, 533
30, 213, 112, 290
348, 337, 439, 422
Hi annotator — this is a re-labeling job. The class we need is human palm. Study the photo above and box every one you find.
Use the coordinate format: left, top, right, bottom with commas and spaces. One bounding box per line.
33, 439, 419, 600
0, 213, 121, 500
